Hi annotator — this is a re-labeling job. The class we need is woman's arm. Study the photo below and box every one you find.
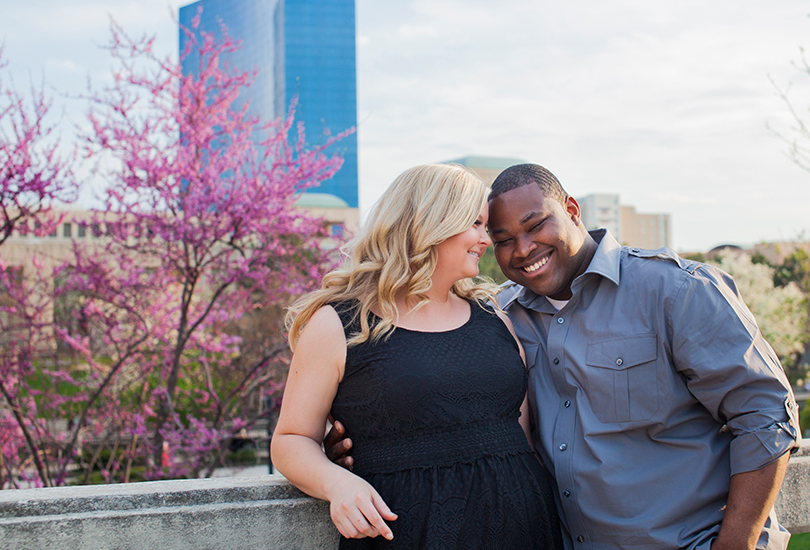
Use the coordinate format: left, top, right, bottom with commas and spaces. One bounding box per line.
271, 305, 397, 540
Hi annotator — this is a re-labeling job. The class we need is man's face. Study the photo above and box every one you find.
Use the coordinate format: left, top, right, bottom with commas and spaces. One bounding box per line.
488, 184, 589, 300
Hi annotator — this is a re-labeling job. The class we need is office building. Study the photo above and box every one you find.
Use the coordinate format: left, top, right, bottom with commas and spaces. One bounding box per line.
179, 0, 358, 208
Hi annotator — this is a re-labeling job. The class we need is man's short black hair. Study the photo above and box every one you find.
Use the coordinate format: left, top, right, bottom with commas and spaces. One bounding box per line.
489, 164, 568, 204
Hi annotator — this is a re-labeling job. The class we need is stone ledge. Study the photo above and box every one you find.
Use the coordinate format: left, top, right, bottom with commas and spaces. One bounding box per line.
1, 454, 809, 549
0, 476, 306, 518
775, 454, 810, 534
0, 476, 338, 550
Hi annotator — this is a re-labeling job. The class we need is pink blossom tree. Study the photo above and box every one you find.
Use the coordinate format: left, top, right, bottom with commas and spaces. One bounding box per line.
62, 14, 349, 479
0, 12, 350, 487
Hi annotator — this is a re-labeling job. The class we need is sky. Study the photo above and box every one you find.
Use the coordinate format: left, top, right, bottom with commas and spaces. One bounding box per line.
1, 0, 810, 252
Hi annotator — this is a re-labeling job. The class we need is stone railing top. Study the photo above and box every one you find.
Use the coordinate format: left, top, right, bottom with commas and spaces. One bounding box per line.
2, 445, 810, 549
0, 475, 302, 518
0, 475, 338, 550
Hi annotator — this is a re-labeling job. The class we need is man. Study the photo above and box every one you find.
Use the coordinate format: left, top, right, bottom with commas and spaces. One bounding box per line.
327, 163, 800, 549
486, 164, 799, 549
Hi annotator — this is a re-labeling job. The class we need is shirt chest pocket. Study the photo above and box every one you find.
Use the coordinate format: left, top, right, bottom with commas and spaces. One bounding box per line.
585, 334, 659, 423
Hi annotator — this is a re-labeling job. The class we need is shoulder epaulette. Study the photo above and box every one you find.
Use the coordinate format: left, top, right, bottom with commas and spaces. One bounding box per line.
626, 246, 701, 274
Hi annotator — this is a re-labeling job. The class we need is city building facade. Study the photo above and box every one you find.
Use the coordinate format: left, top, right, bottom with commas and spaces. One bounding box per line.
619, 205, 671, 250
1, 202, 357, 272
578, 193, 621, 242
578, 193, 671, 249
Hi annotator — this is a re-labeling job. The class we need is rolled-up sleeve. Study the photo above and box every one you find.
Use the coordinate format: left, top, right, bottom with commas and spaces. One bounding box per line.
668, 263, 801, 476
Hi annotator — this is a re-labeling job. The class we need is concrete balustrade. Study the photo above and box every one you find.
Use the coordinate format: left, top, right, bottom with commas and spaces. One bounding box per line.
2, 449, 810, 549
0, 476, 338, 550
775, 446, 810, 535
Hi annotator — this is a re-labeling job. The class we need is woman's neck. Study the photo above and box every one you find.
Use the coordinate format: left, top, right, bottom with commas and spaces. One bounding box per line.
392, 287, 469, 332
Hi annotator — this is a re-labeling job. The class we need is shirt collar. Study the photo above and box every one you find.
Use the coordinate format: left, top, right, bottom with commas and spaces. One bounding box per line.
502, 228, 622, 311
581, 229, 621, 287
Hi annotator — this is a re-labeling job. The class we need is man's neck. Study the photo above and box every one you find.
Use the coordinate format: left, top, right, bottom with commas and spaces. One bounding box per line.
547, 231, 600, 300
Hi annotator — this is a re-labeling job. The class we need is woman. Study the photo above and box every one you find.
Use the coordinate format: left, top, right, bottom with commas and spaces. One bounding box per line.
271, 164, 562, 549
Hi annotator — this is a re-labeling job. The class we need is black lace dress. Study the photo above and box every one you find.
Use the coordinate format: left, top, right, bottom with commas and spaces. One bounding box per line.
331, 301, 563, 550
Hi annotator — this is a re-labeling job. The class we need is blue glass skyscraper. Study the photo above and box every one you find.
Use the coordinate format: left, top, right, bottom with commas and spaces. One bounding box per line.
179, 0, 358, 208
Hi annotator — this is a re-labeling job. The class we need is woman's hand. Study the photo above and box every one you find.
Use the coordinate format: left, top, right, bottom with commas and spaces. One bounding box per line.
327, 475, 398, 540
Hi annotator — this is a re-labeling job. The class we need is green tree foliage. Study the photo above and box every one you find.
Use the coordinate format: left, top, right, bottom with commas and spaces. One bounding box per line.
749, 251, 772, 266
682, 252, 706, 263
774, 249, 810, 292
477, 250, 508, 285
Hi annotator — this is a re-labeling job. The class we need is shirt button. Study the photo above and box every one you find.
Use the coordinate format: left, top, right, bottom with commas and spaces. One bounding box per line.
616, 357, 623, 366
563, 490, 571, 497
577, 535, 585, 543
557, 317, 565, 324
553, 357, 560, 365
564, 400, 571, 408
559, 443, 567, 451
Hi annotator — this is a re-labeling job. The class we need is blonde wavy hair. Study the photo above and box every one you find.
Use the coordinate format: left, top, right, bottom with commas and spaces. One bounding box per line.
285, 164, 499, 351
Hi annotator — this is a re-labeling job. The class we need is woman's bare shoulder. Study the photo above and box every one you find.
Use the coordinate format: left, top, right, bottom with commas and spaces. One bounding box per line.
301, 304, 346, 340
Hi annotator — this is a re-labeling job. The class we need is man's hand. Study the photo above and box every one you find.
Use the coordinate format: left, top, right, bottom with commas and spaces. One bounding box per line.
324, 420, 354, 470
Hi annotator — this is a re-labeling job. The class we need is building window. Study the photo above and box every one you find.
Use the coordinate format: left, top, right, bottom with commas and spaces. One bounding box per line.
78, 224, 86, 238
63, 223, 72, 238
92, 224, 102, 238
329, 223, 345, 239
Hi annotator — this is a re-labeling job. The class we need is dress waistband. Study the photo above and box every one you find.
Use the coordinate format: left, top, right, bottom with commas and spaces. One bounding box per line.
350, 417, 532, 476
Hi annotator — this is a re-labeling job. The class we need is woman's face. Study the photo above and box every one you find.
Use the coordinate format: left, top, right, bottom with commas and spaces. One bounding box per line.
435, 202, 492, 282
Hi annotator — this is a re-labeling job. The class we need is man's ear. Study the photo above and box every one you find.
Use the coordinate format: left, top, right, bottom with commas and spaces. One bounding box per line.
565, 196, 583, 225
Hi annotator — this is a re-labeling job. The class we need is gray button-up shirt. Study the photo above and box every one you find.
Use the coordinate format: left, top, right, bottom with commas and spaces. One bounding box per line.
500, 230, 800, 550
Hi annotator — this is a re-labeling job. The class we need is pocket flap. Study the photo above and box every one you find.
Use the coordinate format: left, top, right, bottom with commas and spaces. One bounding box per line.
586, 334, 658, 370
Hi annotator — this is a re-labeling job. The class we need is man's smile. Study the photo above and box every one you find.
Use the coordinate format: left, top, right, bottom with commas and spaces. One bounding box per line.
520, 251, 551, 273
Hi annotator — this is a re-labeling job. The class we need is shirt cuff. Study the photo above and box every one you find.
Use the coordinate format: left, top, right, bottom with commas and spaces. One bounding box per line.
729, 422, 799, 476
